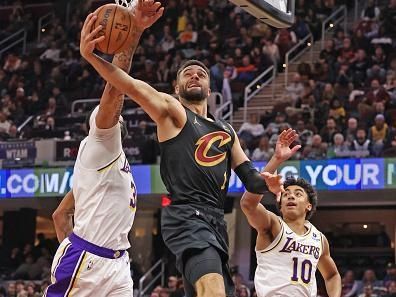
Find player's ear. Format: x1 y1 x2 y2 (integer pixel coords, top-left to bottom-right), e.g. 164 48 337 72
306 203 312 212
175 84 179 95
207 88 211 97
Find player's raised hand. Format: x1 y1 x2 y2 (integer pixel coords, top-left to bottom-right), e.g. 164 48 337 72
132 0 164 30
274 128 301 163
261 172 284 201
80 13 105 59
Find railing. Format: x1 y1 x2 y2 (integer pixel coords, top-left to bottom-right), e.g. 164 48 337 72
321 5 347 49
243 65 276 123
38 12 54 43
284 33 313 87
71 98 100 116
215 100 233 122
211 92 233 122
138 259 165 297
0 29 27 58
17 116 34 133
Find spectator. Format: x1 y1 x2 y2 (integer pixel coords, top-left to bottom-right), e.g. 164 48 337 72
295 119 314 148
262 38 280 65
328 98 346 125
328 133 351 158
344 117 359 145
342 270 359 297
358 285 378 297
383 128 396 156
384 263 396 287
350 128 371 157
39 41 61 62
357 269 385 296
368 114 389 156
361 0 381 21
250 136 274 161
238 113 265 146
320 117 339 144
236 55 257 83
3 53 21 72
284 73 304 104
7 282 17 297
0 111 11 133
302 134 327 159
178 23 198 45
385 281 396 297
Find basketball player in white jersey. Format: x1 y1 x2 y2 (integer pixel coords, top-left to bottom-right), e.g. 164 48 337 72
241 153 341 296
44 2 164 296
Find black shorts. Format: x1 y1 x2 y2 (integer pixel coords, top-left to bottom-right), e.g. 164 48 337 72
183 246 234 297
161 204 235 297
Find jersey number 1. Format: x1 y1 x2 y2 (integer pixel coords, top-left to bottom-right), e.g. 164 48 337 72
291 257 312 284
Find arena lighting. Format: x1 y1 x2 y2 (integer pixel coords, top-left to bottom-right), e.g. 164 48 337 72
307 42 311 47
363 224 368 229
228 0 295 28
329 23 334 28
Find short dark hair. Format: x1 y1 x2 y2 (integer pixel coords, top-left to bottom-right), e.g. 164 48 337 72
176 59 210 81
279 176 318 220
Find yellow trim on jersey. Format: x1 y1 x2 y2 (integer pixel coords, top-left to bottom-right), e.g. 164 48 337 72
97 153 122 172
259 218 285 253
65 251 87 297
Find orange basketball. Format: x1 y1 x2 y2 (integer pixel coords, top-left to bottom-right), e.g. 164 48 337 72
92 3 133 55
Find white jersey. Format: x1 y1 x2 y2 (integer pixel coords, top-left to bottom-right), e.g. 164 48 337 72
72 107 137 250
255 217 324 297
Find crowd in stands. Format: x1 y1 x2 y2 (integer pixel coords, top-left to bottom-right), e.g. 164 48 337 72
0 0 396 295
0 0 335 148
239 0 396 160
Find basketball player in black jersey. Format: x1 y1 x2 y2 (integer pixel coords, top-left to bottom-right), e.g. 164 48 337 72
80 12 301 296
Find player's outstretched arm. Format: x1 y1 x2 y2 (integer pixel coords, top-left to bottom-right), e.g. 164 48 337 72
52 191 75 243
95 0 163 128
240 175 282 236
318 236 342 297
231 128 300 197
80 10 183 125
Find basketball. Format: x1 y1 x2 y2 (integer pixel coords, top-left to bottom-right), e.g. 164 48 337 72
92 3 133 55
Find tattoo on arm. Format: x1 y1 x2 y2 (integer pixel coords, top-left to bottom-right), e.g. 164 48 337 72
107 27 143 123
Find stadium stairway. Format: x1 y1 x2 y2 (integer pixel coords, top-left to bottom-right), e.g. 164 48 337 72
231 41 322 131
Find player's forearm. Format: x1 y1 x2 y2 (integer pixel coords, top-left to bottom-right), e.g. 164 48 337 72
53 212 73 243
112 27 143 74
100 28 144 124
240 191 262 211
87 53 137 99
325 274 342 297
263 156 282 174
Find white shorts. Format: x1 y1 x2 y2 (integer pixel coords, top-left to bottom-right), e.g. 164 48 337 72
44 234 134 297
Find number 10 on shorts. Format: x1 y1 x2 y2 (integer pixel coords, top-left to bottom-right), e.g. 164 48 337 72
291 257 313 284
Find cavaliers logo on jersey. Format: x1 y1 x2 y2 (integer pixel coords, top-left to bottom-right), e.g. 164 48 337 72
195 131 232 167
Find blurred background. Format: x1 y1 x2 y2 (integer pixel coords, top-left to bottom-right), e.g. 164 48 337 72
0 0 395 296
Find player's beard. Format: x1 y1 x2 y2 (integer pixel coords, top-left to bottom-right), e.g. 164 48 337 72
179 85 207 102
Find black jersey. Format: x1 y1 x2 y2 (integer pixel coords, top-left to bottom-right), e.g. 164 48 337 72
159 107 235 209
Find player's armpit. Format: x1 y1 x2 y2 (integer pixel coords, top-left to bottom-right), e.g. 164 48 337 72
318 236 342 297
53 191 75 243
